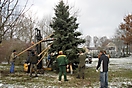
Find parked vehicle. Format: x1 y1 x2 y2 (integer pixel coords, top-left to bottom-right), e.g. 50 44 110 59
85 55 92 64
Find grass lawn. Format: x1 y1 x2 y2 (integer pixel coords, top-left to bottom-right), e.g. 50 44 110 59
0 64 132 87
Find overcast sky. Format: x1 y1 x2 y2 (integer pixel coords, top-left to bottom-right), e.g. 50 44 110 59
27 0 132 39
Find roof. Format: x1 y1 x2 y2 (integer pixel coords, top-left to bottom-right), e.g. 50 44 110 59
88 47 98 50
106 42 116 47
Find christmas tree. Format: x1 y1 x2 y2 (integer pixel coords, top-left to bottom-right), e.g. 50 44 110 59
50 0 85 64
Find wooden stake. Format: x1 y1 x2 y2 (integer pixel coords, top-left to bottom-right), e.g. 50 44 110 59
38 47 49 57
70 64 73 72
38 44 52 57
16 34 53 56
36 50 48 65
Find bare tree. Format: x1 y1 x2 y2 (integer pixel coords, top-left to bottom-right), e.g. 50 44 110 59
38 16 53 38
99 36 108 47
112 34 125 57
14 13 36 43
119 14 132 55
37 16 53 48
0 0 29 43
14 13 53 44
93 36 99 47
85 35 91 47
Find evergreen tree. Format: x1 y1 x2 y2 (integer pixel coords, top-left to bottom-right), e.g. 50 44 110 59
50 0 85 64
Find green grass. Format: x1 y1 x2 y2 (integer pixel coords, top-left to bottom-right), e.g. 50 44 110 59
0 64 132 87
109 68 132 79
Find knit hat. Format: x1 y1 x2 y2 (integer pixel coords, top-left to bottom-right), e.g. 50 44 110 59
13 50 16 52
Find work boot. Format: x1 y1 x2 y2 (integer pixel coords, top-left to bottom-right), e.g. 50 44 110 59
82 76 84 79
35 75 38 77
76 76 80 79
64 79 69 81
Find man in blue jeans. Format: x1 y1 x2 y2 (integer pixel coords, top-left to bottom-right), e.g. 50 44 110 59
10 50 17 73
96 50 109 88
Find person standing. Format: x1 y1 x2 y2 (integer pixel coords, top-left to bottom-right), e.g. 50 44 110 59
29 51 38 77
104 51 110 59
47 53 51 67
56 51 68 82
76 50 86 79
96 50 109 88
10 50 17 73
26 41 36 73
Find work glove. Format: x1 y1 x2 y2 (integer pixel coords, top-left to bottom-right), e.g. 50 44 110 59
14 55 17 58
66 65 69 68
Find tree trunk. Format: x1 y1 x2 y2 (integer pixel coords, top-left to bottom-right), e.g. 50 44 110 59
0 4 2 43
126 43 129 56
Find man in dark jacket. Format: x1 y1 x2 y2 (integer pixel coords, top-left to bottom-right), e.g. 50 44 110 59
29 51 38 77
76 50 86 79
96 50 109 88
56 51 68 82
26 41 36 73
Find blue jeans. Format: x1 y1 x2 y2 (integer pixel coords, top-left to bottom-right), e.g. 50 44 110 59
10 62 14 73
100 72 108 88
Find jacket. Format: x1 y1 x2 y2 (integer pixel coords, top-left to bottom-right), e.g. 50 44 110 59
10 53 16 63
56 55 68 66
96 54 109 72
29 54 38 64
78 53 86 67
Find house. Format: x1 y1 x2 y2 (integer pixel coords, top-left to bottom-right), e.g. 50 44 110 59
87 47 100 58
86 42 118 58
106 42 117 51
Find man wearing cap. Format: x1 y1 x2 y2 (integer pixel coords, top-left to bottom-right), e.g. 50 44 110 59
56 51 68 82
29 50 39 77
10 50 17 73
